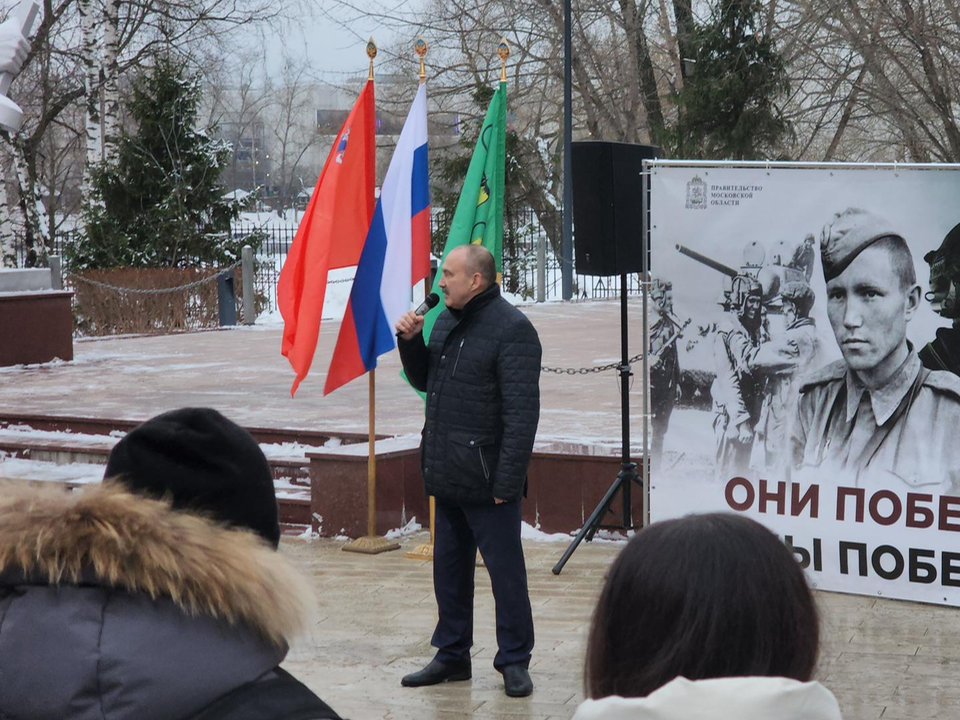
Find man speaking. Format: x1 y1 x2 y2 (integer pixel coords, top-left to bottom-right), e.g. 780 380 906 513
395 244 541 698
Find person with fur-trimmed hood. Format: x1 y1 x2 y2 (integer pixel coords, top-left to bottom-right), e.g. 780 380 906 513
0 407 340 720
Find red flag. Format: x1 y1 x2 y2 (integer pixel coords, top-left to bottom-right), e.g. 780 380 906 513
323 84 430 395
277 80 375 396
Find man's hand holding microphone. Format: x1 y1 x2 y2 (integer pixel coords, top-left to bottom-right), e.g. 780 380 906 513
395 293 439 341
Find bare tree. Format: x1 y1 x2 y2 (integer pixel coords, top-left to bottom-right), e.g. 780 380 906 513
321 0 960 182
13 138 46 265
204 48 272 196
268 53 323 217
771 0 960 162
3 0 289 265
344 0 679 253
0 160 15 267
101 0 120 163
78 0 100 196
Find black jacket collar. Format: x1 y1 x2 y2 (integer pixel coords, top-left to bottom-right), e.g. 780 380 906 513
448 283 501 322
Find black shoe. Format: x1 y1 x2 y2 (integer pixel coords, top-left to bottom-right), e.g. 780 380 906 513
400 657 472 687
502 664 533 697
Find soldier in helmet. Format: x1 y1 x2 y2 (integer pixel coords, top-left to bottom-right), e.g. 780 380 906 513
920 222 960 375
649 278 682 465
711 274 764 480
751 281 820 472
791 208 960 493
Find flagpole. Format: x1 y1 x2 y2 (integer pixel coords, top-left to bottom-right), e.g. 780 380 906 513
368 368 377 535
478 38 511 571
406 36 437 562
344 38 400 556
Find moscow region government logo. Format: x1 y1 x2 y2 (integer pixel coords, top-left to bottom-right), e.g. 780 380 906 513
685 175 707 210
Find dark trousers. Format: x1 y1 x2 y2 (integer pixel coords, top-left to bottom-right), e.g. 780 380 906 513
431 498 534 671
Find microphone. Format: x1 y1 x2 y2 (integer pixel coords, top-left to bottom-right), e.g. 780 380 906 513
396 292 439 337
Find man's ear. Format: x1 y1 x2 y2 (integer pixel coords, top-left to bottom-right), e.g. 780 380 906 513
905 283 922 320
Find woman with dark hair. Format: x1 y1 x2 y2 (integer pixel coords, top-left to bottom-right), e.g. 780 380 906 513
573 513 841 719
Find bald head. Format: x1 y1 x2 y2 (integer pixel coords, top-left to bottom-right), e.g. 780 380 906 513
450 244 497 287
440 245 498 309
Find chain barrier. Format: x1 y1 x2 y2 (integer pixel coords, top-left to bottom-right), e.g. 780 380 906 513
541 351 646 375
67 259 243 295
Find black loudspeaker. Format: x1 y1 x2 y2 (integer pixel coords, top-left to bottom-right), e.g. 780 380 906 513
572 141 659 275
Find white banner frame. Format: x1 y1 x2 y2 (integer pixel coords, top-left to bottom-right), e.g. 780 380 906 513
646 159 960 606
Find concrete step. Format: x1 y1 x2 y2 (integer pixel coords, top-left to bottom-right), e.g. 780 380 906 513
0 457 312 530
0 430 314 482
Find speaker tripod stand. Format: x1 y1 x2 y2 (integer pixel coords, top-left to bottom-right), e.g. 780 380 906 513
552 272 644 575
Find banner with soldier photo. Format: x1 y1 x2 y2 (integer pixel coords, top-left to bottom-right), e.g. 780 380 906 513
647 161 960 606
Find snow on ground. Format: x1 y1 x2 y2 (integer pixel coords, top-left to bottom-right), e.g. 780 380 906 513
0 358 70 374
0 458 105 484
0 426 117 447
0 423 346 462
254 307 284 327
309 434 419 456
258 437 343 459
273 476 311 499
0 456 309 499
237 210 301 228
385 518 423 540
0 350 186 375
297 525 319 540
346 521 631 548
520 521 631 545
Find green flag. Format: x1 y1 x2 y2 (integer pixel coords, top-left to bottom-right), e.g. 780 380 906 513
422 80 507 343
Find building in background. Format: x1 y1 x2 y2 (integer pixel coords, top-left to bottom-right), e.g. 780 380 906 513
207 75 460 216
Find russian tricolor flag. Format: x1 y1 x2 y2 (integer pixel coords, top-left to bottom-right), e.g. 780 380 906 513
324 83 430 395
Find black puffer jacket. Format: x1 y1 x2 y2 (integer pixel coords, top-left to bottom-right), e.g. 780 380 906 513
399 284 542 504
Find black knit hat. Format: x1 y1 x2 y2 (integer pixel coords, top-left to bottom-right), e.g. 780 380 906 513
105 407 281 547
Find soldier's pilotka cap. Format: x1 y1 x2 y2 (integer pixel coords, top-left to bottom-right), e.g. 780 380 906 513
820 207 904 282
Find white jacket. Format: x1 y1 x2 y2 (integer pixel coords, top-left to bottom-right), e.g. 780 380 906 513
572 676 842 720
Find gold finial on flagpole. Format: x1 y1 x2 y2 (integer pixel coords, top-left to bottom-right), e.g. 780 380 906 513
497 38 510 82
415 37 428 82
367 38 377 81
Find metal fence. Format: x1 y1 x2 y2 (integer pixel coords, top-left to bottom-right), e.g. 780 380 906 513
22 208 645 314
229 210 644 312
234 222 298 313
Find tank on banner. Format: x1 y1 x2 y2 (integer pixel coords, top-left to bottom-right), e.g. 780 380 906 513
647 162 960 607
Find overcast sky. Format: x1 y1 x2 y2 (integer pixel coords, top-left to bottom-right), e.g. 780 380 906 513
245 1 423 83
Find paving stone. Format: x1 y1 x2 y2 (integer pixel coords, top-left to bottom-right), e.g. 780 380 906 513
278 535 960 720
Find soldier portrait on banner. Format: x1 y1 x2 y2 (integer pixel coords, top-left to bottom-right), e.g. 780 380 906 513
648 162 960 606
